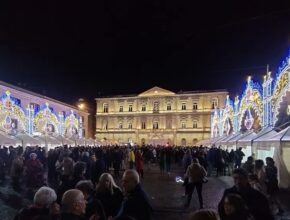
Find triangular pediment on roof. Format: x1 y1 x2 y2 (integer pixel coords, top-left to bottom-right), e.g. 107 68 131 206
138 86 175 97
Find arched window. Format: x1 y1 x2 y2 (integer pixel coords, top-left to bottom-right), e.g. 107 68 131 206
193 120 198 128
212 98 218 109
181 138 186 146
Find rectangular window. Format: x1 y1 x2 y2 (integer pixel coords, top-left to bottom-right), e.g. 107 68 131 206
119 106 123 112
181 122 186 129
129 105 133 112
153 102 159 113
193 103 198 110
141 122 146 129
103 103 108 113
119 123 123 129
182 103 186 110
193 121 198 128
167 104 171 111
142 105 146 111
128 123 132 129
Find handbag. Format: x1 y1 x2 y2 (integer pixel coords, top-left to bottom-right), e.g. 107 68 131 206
202 177 208 183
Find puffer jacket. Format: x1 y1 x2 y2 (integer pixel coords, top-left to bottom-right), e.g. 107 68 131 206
185 162 207 183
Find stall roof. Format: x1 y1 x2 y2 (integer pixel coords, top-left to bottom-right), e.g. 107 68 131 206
252 127 278 147
0 131 19 146
267 126 290 142
15 132 44 146
226 131 252 146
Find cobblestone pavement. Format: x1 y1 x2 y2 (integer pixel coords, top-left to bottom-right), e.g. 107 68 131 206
0 163 289 220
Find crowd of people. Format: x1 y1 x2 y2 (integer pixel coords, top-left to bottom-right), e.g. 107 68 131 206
0 144 285 220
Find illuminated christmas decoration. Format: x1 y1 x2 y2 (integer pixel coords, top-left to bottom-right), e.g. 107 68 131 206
272 51 290 126
0 90 26 133
220 95 234 135
211 107 220 137
33 102 59 134
63 110 79 138
238 76 263 131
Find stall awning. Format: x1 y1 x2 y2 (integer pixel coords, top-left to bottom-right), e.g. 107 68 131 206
0 131 20 146
252 127 278 148
15 132 44 146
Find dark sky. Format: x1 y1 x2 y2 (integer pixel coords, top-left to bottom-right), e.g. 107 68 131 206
1 1 290 108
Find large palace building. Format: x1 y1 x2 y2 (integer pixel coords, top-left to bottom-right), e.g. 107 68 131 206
95 87 228 146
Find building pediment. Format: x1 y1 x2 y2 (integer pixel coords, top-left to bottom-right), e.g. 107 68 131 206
138 86 175 97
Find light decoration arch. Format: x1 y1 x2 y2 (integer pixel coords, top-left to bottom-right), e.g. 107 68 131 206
272 53 290 126
63 110 79 138
238 77 263 131
211 108 220 137
0 91 26 133
33 102 59 134
221 95 234 135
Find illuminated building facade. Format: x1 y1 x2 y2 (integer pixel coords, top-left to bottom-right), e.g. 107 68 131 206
95 87 228 146
0 81 91 142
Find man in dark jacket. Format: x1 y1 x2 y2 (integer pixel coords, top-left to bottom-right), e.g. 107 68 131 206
115 169 152 220
218 168 274 220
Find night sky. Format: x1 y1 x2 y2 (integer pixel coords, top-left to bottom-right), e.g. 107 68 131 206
1 1 290 108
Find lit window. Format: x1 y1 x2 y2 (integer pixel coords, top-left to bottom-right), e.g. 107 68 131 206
193 103 198 110
193 120 198 128
141 122 146 129
119 106 123 112
167 103 171 111
142 105 146 111
129 104 133 112
103 103 108 113
153 102 159 112
153 121 159 129
212 98 218 109
182 103 186 110
181 121 186 129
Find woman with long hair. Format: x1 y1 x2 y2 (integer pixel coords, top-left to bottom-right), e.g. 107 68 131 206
223 193 254 220
95 173 123 218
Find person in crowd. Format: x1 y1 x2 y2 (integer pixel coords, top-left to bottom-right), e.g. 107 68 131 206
128 148 135 169
135 149 144 178
112 147 122 179
184 157 207 209
94 152 106 185
218 168 274 220
14 186 59 220
189 209 219 220
182 149 192 173
242 156 254 174
222 193 254 220
95 173 123 218
235 148 245 168
265 157 284 215
25 152 44 190
10 152 24 191
114 169 152 220
228 149 236 175
75 180 106 220
254 159 267 195
248 174 264 194
60 189 87 220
